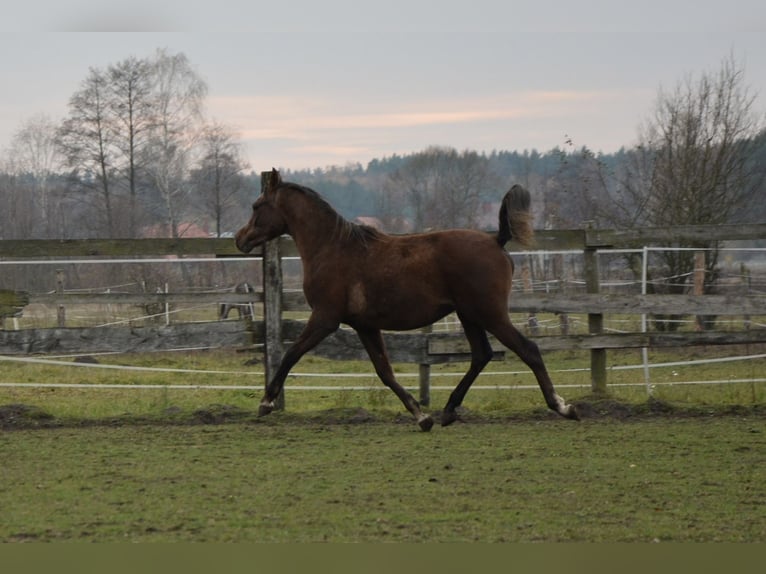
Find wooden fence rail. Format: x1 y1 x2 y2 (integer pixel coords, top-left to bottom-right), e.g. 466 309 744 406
2 218 766 405
9 291 766 317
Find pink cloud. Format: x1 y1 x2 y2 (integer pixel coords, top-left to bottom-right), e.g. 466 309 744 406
209 90 615 137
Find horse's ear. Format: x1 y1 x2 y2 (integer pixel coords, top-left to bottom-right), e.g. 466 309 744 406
270 168 282 188
263 168 281 198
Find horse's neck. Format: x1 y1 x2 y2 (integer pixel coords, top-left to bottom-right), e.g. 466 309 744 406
283 200 345 263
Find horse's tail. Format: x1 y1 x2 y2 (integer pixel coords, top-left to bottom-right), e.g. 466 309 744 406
496 184 533 248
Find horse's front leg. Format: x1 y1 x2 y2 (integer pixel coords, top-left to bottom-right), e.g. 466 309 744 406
259 317 338 416
355 326 434 432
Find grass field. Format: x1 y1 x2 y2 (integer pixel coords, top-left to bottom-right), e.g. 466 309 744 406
1 414 763 542
1 345 765 418
1 347 764 542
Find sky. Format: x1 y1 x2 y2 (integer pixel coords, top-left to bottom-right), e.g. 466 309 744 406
1 0 765 172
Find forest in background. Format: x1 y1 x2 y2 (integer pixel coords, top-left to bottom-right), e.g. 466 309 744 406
4 138 766 241
2 49 765 240
1 50 765 308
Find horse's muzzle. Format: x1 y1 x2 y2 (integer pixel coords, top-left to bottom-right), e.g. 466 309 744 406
234 229 257 253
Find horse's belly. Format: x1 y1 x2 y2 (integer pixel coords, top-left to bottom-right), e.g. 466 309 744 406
345 281 453 331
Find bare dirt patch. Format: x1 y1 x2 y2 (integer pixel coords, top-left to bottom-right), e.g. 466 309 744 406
0 403 54 429
1 397 763 431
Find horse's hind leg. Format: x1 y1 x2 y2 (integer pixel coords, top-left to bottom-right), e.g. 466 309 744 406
441 319 494 426
355 326 434 432
488 320 579 420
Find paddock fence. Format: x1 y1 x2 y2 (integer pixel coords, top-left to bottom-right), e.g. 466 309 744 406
0 169 766 404
2 219 766 406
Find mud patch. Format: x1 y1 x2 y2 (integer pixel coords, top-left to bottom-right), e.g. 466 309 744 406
572 396 637 419
0 403 54 429
192 404 250 424
1 399 763 431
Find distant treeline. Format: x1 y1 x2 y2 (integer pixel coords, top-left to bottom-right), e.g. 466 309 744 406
3 139 766 243
279 137 766 231
2 50 764 242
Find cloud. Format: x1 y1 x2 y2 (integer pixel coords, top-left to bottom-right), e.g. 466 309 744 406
208 89 633 169
209 90 613 139
41 2 189 31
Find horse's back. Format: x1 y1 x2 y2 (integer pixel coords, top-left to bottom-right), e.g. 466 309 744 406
373 229 512 298
312 228 514 331
414 229 511 275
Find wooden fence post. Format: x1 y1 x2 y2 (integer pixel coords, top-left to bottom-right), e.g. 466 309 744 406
56 269 66 328
521 257 539 335
584 247 606 393
554 253 570 335
262 171 285 411
693 250 706 331
742 263 751 330
0 289 28 331
419 324 432 406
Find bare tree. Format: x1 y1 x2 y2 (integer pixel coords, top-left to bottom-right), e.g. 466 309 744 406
631 56 762 229
107 56 155 237
610 56 763 329
191 121 250 237
0 163 36 240
6 113 64 237
58 67 120 237
540 141 618 229
144 49 207 238
383 146 497 231
57 50 209 238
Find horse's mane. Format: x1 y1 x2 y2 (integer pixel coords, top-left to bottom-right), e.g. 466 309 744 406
277 182 383 245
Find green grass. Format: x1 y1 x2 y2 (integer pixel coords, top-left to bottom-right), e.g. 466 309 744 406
1 416 763 542
6 302 764 421
1 344 764 542
1 345 764 421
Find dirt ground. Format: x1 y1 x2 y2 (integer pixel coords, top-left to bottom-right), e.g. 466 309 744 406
2 396 763 431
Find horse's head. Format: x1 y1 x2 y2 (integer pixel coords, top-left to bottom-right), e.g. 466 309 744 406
235 169 289 253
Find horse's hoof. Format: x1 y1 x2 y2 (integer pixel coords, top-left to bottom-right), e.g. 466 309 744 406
417 414 434 432
565 404 581 421
258 402 274 417
553 394 580 421
440 410 460 427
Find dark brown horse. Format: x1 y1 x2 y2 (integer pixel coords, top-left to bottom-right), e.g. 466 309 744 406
235 169 579 431
218 282 255 321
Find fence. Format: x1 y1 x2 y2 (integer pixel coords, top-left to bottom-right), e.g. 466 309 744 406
2 220 766 405
0 234 766 402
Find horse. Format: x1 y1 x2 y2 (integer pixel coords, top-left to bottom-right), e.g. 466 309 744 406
235 169 579 431
219 282 256 321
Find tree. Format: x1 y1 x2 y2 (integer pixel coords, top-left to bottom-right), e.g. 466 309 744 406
107 56 155 237
56 49 208 239
0 164 36 240
611 56 763 329
633 56 761 228
144 49 208 238
5 113 64 237
191 121 250 237
382 146 498 232
541 142 616 229
58 67 120 237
